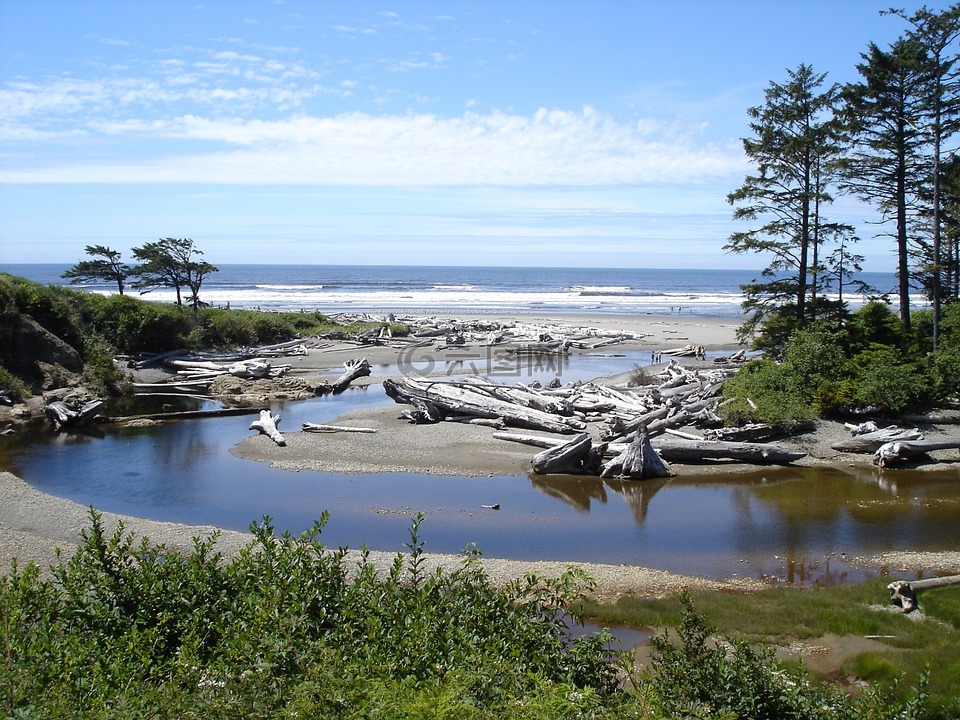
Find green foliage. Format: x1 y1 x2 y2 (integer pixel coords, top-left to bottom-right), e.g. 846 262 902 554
848 302 906 354
636 593 935 720
0 511 627 718
726 303 939 424
719 359 816 428
0 366 29 402
848 346 933 413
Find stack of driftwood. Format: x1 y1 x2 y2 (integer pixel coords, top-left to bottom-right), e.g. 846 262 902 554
128 340 311 395
326 314 643 353
384 358 806 480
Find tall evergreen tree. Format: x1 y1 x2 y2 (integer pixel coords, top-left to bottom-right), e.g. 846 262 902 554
888 4 960 348
839 39 928 332
725 64 844 336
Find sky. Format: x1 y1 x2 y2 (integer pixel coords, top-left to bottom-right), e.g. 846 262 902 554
0 0 952 271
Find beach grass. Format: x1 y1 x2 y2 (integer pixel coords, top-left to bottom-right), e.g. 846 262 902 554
584 580 960 708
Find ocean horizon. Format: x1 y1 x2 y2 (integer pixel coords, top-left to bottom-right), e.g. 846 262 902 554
1 263 903 318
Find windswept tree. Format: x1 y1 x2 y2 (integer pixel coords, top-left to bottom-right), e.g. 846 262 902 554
61 245 131 295
725 64 848 339
132 238 218 310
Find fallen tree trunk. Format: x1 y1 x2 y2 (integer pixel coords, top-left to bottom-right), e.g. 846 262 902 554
329 358 372 394
888 574 960 612
302 422 377 433
832 427 923 453
383 377 584 434
873 438 960 467
601 426 672 479
102 407 260 423
638 437 805 465
45 400 104 431
249 410 285 446
532 433 603 475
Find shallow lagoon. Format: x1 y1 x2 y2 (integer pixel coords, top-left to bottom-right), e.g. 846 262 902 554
2 355 958 587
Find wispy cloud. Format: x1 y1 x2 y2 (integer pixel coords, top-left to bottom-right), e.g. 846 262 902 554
0 106 747 186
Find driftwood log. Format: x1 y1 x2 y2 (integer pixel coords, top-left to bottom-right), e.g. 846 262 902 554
873 438 960 467
45 400 104 431
647 438 805 464
329 358 372 394
249 409 285 446
601 426 672 479
532 433 605 475
888 574 960 613
831 426 923 453
301 422 377 434
383 376 584 434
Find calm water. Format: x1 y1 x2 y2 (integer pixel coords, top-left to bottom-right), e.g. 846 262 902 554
2 375 958 586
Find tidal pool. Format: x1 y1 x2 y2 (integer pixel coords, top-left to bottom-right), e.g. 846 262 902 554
2 364 958 586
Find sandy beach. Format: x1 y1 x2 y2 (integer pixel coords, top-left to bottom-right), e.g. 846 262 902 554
2 311 959 600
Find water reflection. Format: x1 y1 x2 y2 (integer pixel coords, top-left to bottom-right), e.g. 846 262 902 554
2 368 958 587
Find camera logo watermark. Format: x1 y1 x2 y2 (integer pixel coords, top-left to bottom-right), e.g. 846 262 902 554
397 345 566 378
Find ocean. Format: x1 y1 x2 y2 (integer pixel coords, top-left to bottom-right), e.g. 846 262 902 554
0 263 898 318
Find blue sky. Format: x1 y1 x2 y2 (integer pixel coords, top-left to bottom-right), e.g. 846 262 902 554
0 1 949 270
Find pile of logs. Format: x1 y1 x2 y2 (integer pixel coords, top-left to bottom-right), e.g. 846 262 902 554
129 341 311 395
384 359 807 479
326 314 643 353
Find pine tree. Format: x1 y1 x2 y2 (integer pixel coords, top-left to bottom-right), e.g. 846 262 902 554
839 39 928 333
725 64 844 336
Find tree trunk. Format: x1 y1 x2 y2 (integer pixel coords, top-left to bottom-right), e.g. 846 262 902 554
329 358 372 394
532 433 603 475
873 438 960 467
888 574 960 613
301 422 377 433
831 427 923 453
249 409 285 446
642 438 805 465
601 426 673 479
44 400 104 431
383 377 584 434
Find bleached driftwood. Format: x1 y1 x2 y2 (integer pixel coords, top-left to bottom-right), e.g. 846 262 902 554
888 574 960 613
329 358 372 394
601 426 672 479
45 399 104 431
383 376 584 434
249 410 285 446
650 438 805 464
301 422 377 434
873 438 960 467
831 426 923 453
532 433 604 475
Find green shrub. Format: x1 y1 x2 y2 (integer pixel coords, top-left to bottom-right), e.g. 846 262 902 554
641 593 932 720
720 359 816 428
849 347 933 414
0 511 626 718
0 365 30 402
848 301 906 354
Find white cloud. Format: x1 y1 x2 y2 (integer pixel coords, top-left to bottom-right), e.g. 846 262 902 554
0 107 748 186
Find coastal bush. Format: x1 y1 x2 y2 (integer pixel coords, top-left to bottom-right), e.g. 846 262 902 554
2 512 951 717
719 358 816 428
642 594 934 720
0 511 630 718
